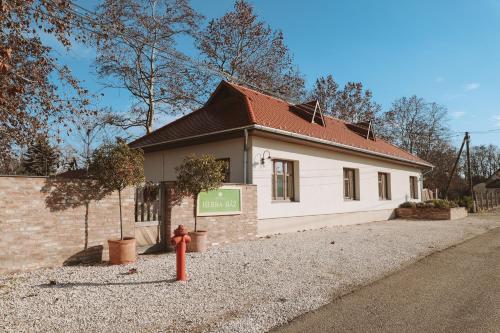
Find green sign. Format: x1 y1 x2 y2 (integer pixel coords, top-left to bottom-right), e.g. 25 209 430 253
197 187 242 216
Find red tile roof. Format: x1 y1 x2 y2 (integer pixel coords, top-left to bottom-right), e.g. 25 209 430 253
129 95 251 147
130 81 432 167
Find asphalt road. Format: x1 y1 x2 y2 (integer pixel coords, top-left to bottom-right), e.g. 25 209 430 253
273 226 500 333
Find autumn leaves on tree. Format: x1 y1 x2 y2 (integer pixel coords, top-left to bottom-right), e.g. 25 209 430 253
196 0 305 102
0 1 93 172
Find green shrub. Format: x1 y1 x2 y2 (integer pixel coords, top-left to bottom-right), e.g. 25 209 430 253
399 201 416 208
399 200 460 209
455 196 474 212
89 141 144 240
434 199 449 209
175 154 226 232
421 199 458 209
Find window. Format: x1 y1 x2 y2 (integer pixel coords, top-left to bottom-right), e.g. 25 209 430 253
273 160 294 200
378 172 390 200
216 158 230 183
343 168 357 200
410 176 419 199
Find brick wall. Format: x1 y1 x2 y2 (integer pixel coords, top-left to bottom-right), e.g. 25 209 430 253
0 176 134 274
395 207 468 220
164 183 257 248
0 178 258 274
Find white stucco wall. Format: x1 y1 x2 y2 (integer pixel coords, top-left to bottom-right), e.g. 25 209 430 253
251 136 423 220
142 134 424 234
143 138 244 183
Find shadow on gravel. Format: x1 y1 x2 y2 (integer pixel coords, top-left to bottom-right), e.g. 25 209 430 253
38 278 177 288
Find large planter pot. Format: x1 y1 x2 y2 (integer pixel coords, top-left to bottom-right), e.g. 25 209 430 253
108 237 136 265
187 230 208 252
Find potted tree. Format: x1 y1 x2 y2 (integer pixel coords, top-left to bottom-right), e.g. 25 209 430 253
175 154 226 252
89 140 144 264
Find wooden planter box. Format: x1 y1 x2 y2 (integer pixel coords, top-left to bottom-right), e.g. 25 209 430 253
395 207 468 220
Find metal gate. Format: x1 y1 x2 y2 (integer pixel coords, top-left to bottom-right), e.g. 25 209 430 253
134 182 168 254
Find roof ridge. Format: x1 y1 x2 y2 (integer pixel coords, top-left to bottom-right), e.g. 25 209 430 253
227 82 362 126
242 95 257 124
226 81 293 106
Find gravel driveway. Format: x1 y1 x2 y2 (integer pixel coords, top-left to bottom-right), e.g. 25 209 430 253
1 211 499 333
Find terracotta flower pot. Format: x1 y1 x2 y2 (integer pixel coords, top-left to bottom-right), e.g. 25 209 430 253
187 230 208 252
108 237 136 265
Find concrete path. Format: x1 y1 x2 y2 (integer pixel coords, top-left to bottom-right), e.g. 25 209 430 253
272 226 500 333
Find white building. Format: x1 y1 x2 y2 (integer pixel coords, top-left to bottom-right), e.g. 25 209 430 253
130 81 433 235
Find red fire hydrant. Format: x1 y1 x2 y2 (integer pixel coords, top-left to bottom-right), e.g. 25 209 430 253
171 225 191 281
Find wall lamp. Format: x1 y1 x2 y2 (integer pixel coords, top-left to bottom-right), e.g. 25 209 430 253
260 150 271 165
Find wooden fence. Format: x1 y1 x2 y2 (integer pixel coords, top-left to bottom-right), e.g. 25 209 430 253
474 190 500 211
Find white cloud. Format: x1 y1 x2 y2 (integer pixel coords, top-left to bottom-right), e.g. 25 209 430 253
494 115 500 127
435 76 445 83
465 82 480 91
451 111 466 118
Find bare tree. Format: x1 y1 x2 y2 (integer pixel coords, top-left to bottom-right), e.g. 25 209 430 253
334 82 381 123
469 144 500 183
309 75 381 123
70 108 130 169
92 0 201 134
425 142 466 198
417 102 449 158
308 75 338 115
380 96 448 156
196 0 305 102
380 95 455 195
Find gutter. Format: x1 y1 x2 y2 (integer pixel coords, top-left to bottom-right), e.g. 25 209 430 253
133 124 433 169
252 125 434 169
131 125 254 149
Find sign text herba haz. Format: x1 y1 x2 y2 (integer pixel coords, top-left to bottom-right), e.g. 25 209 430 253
197 188 242 216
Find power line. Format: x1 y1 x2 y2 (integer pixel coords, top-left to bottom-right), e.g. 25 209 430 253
469 129 500 134
42 0 500 139
45 0 300 104
442 128 500 140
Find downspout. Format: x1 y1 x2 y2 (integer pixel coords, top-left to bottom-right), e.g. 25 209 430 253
243 129 248 184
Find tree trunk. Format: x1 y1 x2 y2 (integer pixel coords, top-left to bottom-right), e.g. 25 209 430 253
84 202 89 250
193 194 198 232
146 34 156 134
146 101 154 134
118 188 123 240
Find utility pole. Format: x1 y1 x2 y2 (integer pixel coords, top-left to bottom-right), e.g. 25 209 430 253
465 132 477 212
444 131 477 213
445 135 466 199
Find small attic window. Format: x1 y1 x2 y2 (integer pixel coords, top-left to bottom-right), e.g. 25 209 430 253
290 101 326 126
346 120 376 140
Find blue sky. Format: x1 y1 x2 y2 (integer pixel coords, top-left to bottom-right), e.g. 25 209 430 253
51 0 500 146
